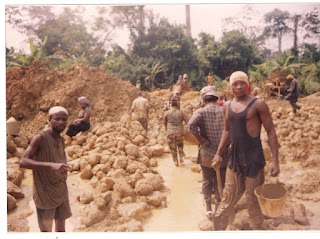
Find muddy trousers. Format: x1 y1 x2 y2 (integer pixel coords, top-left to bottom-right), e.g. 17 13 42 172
167 133 185 164
214 167 264 229
138 118 148 131
66 122 90 137
201 165 226 212
289 96 300 113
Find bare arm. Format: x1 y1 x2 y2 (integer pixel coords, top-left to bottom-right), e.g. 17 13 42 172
75 110 90 124
182 112 189 125
20 134 69 175
163 113 168 130
212 102 231 168
256 100 280 177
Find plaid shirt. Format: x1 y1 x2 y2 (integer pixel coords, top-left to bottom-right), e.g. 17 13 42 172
188 103 231 168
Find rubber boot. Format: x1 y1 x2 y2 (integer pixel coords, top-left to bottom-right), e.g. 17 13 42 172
65 136 72 145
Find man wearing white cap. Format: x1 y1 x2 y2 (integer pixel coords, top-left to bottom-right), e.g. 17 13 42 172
211 71 280 230
20 106 72 232
188 89 231 219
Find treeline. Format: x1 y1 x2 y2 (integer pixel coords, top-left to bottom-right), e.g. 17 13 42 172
5 5 320 94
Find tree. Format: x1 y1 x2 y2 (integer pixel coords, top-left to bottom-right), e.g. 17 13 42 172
111 6 151 44
222 5 263 41
263 8 290 57
6 47 20 68
216 30 262 79
197 32 220 79
92 6 119 50
103 45 143 87
300 43 320 63
289 8 320 57
19 36 48 66
35 7 105 66
6 6 55 44
134 18 198 79
142 61 167 90
302 8 320 40
290 14 302 57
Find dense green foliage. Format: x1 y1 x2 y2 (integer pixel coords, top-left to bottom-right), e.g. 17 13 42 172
5 5 320 95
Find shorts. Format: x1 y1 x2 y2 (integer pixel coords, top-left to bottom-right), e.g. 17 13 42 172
36 198 72 232
138 118 148 131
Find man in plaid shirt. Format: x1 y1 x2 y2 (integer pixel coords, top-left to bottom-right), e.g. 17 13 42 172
188 89 231 219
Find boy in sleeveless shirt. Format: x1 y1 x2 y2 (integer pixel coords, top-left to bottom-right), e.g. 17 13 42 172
212 71 280 230
20 106 72 232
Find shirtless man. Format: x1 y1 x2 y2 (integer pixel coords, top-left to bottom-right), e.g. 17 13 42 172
212 71 280 230
131 92 149 131
20 106 72 232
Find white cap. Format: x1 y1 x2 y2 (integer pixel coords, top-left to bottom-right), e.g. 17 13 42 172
48 106 68 116
229 71 249 86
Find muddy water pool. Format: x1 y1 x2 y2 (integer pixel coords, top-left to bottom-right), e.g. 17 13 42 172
143 145 206 231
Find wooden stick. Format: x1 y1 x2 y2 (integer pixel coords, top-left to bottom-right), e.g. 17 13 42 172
216 167 223 198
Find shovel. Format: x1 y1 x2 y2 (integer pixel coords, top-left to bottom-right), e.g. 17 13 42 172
216 166 223 199
212 161 228 230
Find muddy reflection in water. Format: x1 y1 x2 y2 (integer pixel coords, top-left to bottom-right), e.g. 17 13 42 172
143 144 206 232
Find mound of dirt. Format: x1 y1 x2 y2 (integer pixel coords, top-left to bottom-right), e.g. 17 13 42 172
6 61 144 139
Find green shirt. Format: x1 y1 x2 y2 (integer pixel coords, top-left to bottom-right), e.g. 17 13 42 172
165 109 186 136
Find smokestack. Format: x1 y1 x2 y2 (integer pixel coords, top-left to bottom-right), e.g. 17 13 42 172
185 5 191 37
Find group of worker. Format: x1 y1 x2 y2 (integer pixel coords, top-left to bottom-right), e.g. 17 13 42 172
161 71 280 230
20 69 305 232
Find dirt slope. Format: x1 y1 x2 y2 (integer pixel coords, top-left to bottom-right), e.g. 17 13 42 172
6 61 145 138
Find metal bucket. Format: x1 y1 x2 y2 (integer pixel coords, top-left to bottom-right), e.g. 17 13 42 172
254 183 287 218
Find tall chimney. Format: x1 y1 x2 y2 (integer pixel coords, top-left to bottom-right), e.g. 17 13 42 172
185 5 191 37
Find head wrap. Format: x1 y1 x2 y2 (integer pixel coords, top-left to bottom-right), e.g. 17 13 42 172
78 96 90 108
286 75 294 80
229 71 249 86
78 96 88 104
49 106 68 116
183 73 188 79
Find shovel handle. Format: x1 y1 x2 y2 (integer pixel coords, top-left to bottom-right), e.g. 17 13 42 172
216 167 223 198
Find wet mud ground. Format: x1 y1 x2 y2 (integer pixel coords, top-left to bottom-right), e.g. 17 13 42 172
7 144 320 232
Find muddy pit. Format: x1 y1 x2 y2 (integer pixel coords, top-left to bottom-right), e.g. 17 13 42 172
6 63 320 232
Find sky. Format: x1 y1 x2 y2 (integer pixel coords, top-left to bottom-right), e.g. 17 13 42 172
4 1 320 53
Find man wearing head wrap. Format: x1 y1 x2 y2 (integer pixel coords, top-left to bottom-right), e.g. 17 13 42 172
20 106 72 232
65 96 91 145
188 89 230 219
211 71 280 230
131 92 149 131
285 75 300 113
